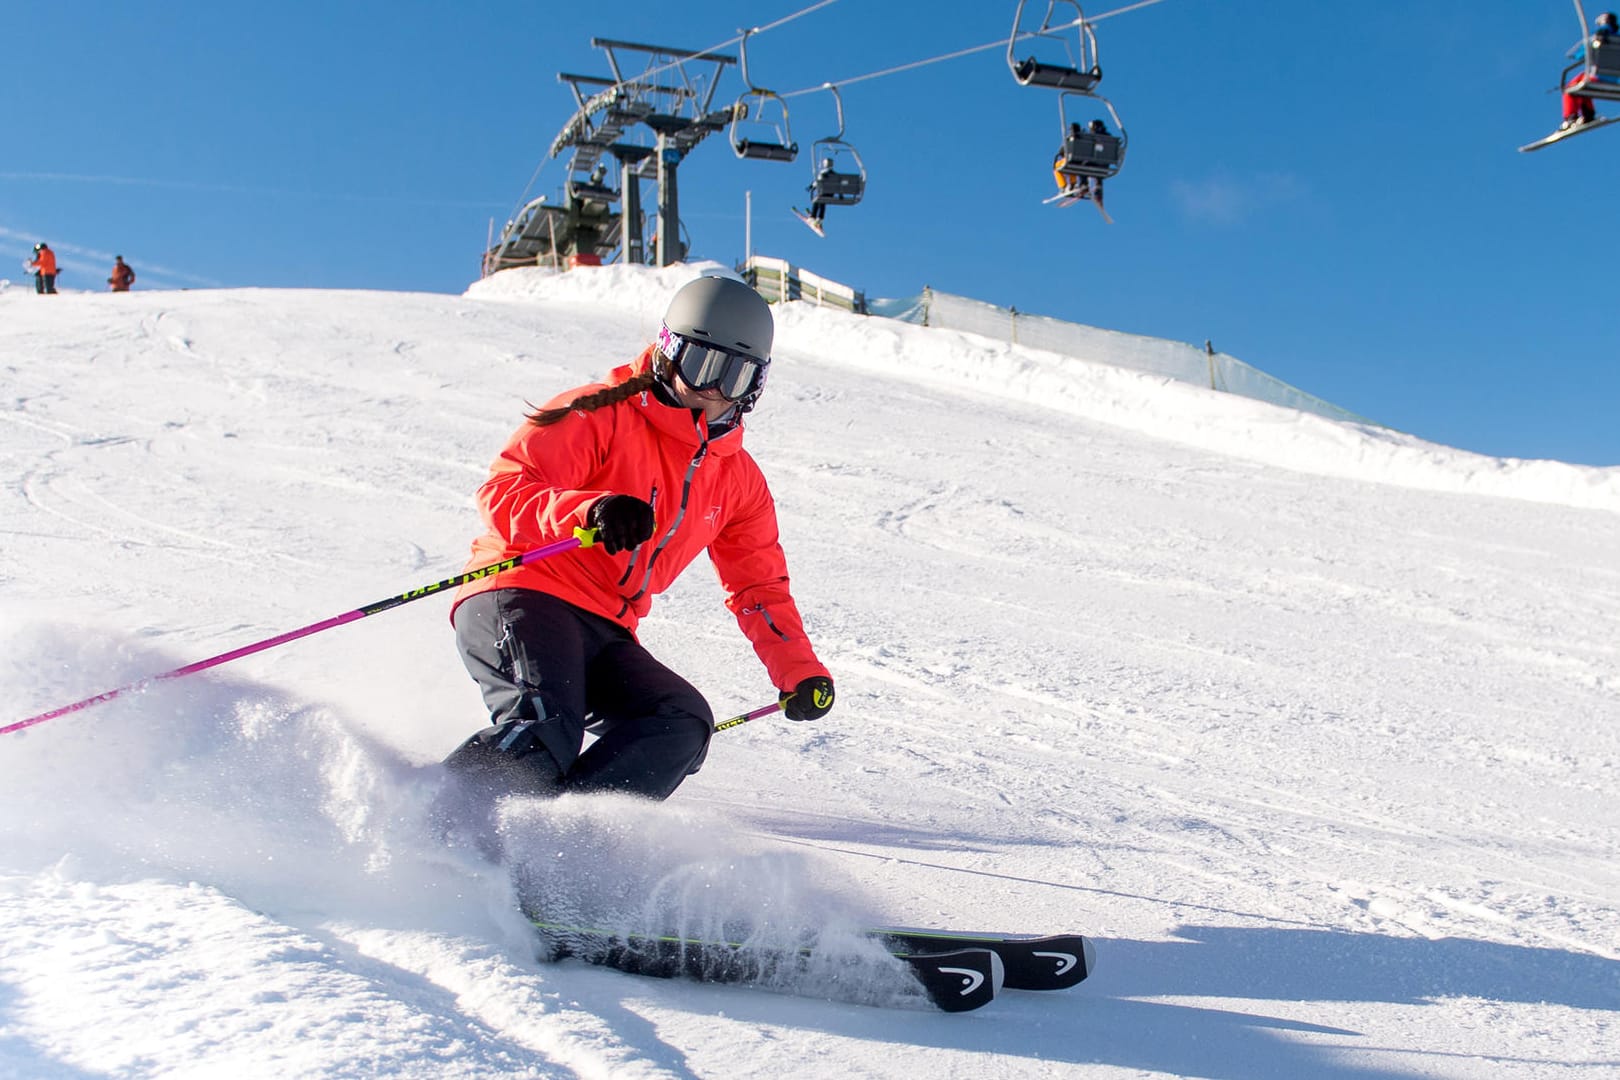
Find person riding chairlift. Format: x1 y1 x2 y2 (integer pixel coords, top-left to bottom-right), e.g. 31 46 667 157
793 159 836 237
1052 119 1110 202
808 158 835 227
1560 10 1618 130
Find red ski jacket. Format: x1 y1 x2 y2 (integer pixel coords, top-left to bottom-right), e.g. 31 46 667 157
452 346 828 693
29 248 56 275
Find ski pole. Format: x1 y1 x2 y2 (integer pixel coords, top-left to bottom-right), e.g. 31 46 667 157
716 679 832 731
2 528 597 738
715 701 785 732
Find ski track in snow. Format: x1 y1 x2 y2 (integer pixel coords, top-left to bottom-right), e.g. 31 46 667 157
1 265 1618 1079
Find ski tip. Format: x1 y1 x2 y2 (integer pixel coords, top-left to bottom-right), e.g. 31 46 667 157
1082 936 1098 979
908 947 1003 1013
1519 115 1620 151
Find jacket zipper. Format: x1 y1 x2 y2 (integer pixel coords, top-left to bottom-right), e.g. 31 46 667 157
617 421 709 615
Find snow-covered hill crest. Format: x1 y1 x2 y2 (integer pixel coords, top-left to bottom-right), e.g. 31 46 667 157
474 264 1620 513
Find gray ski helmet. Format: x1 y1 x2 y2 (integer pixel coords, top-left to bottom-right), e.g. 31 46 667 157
657 275 775 412
1601 11 1618 28
662 275 774 361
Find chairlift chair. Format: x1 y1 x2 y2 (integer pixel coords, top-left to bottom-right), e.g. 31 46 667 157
1054 93 1126 180
810 154 866 206
729 30 799 162
565 162 619 206
1561 27 1620 101
808 84 866 207
1008 0 1102 93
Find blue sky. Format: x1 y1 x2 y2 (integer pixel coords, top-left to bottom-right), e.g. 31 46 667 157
5 1 1617 466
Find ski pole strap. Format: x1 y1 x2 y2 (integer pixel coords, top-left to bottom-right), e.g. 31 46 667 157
714 701 783 732
3 529 597 737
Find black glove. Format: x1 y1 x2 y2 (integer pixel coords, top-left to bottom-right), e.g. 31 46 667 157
781 675 835 721
588 494 655 554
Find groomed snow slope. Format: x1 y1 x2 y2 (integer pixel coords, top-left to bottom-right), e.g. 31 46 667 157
1 264 1616 1079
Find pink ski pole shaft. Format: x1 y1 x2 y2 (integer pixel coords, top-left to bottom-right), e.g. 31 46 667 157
714 701 784 732
2 530 594 737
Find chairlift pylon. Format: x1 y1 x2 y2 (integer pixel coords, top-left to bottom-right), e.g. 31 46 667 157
1008 0 1102 93
730 30 799 162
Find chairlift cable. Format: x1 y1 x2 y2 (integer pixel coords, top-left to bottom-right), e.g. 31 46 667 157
780 0 1176 99
505 158 555 227
631 0 841 89
1088 0 1176 24
784 38 1005 97
748 0 841 38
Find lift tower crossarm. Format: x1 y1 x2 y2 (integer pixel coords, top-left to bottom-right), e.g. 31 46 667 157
558 73 693 98
488 35 743 273
589 37 736 114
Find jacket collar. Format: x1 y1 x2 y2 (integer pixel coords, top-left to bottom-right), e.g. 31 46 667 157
613 345 747 458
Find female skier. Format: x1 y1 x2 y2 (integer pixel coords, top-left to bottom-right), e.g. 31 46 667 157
442 274 835 822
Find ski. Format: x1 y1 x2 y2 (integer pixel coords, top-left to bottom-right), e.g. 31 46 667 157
898 948 1002 1012
791 207 826 236
867 928 1095 991
532 920 1002 1012
1518 114 1620 152
1041 189 1113 223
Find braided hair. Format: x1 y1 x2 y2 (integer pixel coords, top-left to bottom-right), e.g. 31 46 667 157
525 369 660 427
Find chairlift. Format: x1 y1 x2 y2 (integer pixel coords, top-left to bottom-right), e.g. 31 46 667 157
1560 1 1620 102
808 84 866 208
1008 0 1102 93
565 160 618 206
730 30 799 162
1053 93 1126 181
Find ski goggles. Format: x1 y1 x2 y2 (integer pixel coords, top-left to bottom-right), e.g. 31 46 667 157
657 324 769 401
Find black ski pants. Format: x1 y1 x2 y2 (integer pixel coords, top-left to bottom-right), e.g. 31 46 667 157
449 588 713 800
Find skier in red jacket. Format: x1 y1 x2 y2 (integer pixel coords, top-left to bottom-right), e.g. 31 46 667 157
26 243 57 294
107 255 135 292
441 275 834 832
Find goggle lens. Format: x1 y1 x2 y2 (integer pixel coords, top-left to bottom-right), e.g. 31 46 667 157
658 325 768 401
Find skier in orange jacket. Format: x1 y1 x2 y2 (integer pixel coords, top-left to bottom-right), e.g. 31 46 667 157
108 255 135 292
26 243 57 294
441 276 834 832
